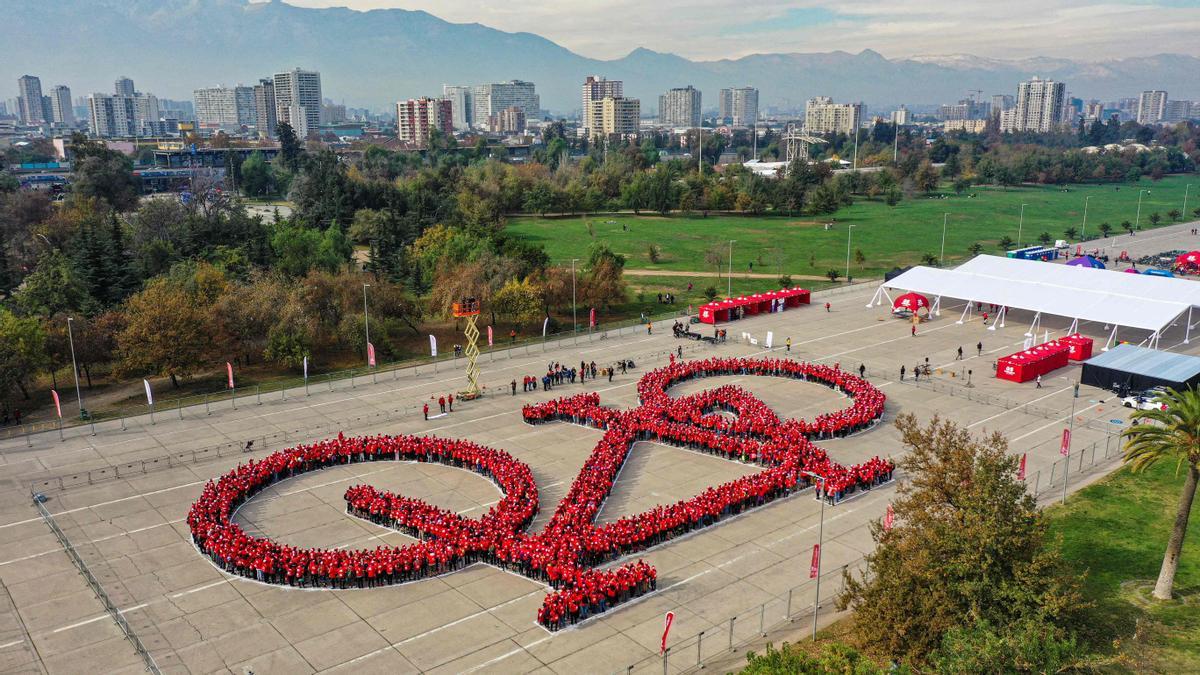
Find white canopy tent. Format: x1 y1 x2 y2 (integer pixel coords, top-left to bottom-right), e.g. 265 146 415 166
870 255 1200 349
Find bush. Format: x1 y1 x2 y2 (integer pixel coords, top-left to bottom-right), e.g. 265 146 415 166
826 268 841 282
703 286 718 301
647 244 661 263
928 619 1081 674
778 274 793 288
741 641 899 675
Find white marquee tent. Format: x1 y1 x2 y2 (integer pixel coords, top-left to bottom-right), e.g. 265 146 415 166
871 255 1200 349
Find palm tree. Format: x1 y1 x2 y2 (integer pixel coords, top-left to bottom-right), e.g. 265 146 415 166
1122 387 1200 600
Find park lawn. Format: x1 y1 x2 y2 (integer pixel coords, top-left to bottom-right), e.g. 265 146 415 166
1047 460 1200 671
506 174 1199 279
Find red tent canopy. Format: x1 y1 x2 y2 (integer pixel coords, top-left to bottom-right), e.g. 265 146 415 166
1176 251 1200 267
892 292 930 312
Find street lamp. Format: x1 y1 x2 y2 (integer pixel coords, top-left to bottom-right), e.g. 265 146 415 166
727 240 736 298
844 224 856 282
571 258 579 342
1184 184 1193 223
939 213 949 266
1135 189 1150 230
800 470 827 641
362 284 371 365
1081 195 1091 241
1017 203 1028 248
66 317 83 417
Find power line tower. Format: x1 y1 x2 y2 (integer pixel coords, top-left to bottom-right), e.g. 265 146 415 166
782 123 825 170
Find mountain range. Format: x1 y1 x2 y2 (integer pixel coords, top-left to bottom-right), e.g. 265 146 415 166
5 0 1200 114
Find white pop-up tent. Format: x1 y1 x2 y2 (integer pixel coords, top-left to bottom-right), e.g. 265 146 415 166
870 255 1200 349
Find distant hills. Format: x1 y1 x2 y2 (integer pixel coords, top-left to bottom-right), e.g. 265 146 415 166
5 0 1200 114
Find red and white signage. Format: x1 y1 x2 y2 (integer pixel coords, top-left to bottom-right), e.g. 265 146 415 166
809 543 821 579
226 362 235 389
1018 453 1027 480
1060 428 1071 456
51 390 62 419
883 504 894 531
487 325 493 346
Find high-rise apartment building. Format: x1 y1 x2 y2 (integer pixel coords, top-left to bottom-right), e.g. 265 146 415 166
443 85 473 129
658 86 701 127
718 87 759 126
804 96 863 135
1164 99 1196 124
254 78 277 137
114 76 135 97
939 99 989 121
493 106 526 134
194 86 257 129
1003 77 1067 133
16 75 45 124
891 106 910 125
1137 90 1168 125
49 85 74 126
991 94 1015 113
396 97 453 148
581 75 622 133
471 80 538 128
88 93 136 137
589 97 640 140
273 68 322 138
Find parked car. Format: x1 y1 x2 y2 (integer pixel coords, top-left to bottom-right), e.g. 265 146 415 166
1122 388 1169 410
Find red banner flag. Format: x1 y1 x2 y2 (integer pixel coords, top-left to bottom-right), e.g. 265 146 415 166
883 504 894 531
487 325 493 346
226 362 235 389
1017 453 1027 480
660 611 675 654
1060 428 1071 456
367 342 376 367
589 307 596 328
809 543 821 578
51 390 62 419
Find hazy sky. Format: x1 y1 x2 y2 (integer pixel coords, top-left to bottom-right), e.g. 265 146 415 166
276 0 1200 61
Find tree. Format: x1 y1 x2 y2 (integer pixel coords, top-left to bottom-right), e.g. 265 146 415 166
492 278 544 325
999 235 1015 250
1099 222 1113 237
928 619 1080 674
1149 211 1162 227
239 151 274 197
67 133 139 211
838 414 1083 665
778 275 792 288
1038 232 1052 245
703 286 718 301
920 252 939 266
16 249 89 317
116 279 210 388
523 182 556 216
1063 226 1078 240
825 268 840 282
1168 209 1182 222
854 248 866 268
952 177 971 195
271 223 349 277
1122 220 1134 235
1121 387 1200 600
276 122 303 172
581 242 627 311
741 641 898 675
0 307 48 400
968 242 984 256
914 160 940 193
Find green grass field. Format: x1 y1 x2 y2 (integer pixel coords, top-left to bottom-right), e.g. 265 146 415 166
507 175 1200 279
1048 461 1200 671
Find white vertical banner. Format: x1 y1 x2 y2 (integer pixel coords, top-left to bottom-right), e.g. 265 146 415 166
303 356 308 379
487 325 493 346
143 379 154 406
429 335 438 356
367 342 376 367
542 317 549 336
765 331 774 349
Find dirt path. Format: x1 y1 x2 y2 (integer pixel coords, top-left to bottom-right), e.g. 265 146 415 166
623 269 831 281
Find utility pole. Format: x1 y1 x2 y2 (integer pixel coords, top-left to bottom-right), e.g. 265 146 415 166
1017 203 1028 247
1135 189 1149 230
940 213 949 266
571 258 579 341
727 240 736 298
362 284 371 363
1184 184 1192 222
800 470 827 641
1081 195 1091 241
67 317 83 417
845 225 855 281
1063 382 1079 504
892 122 899 165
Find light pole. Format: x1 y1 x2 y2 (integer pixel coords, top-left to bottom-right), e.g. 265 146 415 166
571 258 579 341
1184 184 1193 222
697 125 703 179
852 122 860 171
1017 203 1028 247
1081 195 1091 241
362 284 371 364
66 317 83 417
727 240 736 298
939 213 949 266
1063 382 1079 504
800 470 827 641
892 122 899 165
1135 189 1149 230
844 224 855 281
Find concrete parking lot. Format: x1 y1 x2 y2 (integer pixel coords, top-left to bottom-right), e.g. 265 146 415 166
2 222 1197 674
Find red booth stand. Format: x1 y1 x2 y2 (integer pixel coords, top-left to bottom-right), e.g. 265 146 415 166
1060 334 1094 361
996 342 1071 383
698 287 810 324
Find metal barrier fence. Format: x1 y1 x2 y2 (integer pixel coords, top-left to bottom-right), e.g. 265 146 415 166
32 496 161 674
28 339 719 494
5 280 878 447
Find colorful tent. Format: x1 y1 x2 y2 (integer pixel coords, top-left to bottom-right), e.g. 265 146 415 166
1176 251 1200 268
1066 255 1105 269
1123 268 1141 274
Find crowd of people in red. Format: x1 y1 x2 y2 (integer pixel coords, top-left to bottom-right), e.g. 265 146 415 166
188 357 891 632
